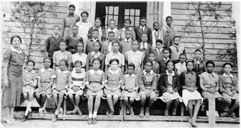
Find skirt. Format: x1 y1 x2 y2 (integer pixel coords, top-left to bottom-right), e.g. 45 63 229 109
202 91 222 99
68 86 84 96
122 90 140 101
22 85 35 94
52 88 67 95
182 89 203 106
2 65 23 107
159 92 181 102
139 89 158 98
222 93 239 100
86 89 103 97
104 88 121 97
35 83 52 98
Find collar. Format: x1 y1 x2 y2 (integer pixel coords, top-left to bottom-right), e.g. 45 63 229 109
107 28 118 32
91 38 99 42
143 70 153 75
156 48 163 53
11 46 22 54
223 73 233 78
166 70 175 76
140 25 145 29
207 72 215 77
93 26 102 31
109 69 119 74
173 44 180 48
125 74 135 77
24 70 35 74
90 51 101 57
194 58 203 63
122 27 132 31
40 68 52 72
165 24 174 29
163 57 170 62
57 69 69 73
90 69 102 75
124 38 132 42
68 13 74 17
53 34 58 38
186 71 194 75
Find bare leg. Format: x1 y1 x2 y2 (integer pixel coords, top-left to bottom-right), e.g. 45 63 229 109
40 94 47 108
148 93 156 108
140 93 146 108
94 95 101 114
113 95 119 106
4 107 11 123
165 101 172 116
106 94 114 111
188 100 194 118
172 98 180 115
53 93 58 106
10 107 15 123
230 100 239 112
56 93 64 115
75 94 80 108
193 100 201 119
88 95 94 117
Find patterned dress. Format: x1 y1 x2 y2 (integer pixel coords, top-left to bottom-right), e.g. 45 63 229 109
125 50 144 74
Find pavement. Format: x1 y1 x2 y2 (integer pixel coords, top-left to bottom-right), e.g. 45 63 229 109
1 120 240 128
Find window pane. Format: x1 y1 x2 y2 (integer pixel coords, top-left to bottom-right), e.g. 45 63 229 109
125 9 129 15
130 9 135 15
135 17 139 26
106 6 108 13
109 6 113 14
136 9 140 16
130 16 134 26
125 15 129 19
114 16 118 25
114 7 118 15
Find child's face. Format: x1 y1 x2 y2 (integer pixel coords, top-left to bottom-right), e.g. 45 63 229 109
131 41 139 50
72 26 78 35
125 31 131 39
166 18 172 26
92 31 99 39
112 43 119 52
223 65 232 74
163 50 170 58
179 55 186 63
174 37 180 45
110 61 118 70
43 59 51 68
207 63 214 73
81 14 88 22
27 62 34 71
95 19 101 27
156 42 163 49
145 62 152 72
12 37 21 49
75 63 82 72
59 61 66 71
53 27 60 35
109 20 116 29
140 19 146 26
108 33 115 41
141 34 148 42
127 66 134 74
195 51 202 60
93 60 100 70
93 42 100 51
68 7 75 15
77 43 84 52
187 62 194 71
167 62 174 71
149 54 155 62
124 21 130 28
153 23 159 30
59 42 67 51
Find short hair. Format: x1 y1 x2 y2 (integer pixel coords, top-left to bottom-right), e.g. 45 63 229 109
72 25 79 29
166 16 173 20
59 41 67 45
145 60 153 66
77 42 84 47
131 40 139 44
140 17 146 20
108 31 115 36
153 22 159 26
43 57 51 63
109 19 116 23
27 59 35 66
93 41 101 46
74 60 82 67
124 19 131 24
166 60 174 67
141 33 148 36
156 39 163 45
125 29 131 33
149 52 155 56
81 11 89 17
95 17 101 21
206 60 215 68
92 28 99 33
59 59 68 67
109 58 119 65
112 41 120 46
69 4 75 9
93 58 101 64
163 47 172 54
173 36 181 41
195 49 202 53
223 62 233 68
128 63 135 70
53 25 61 29
10 35 22 44
186 60 194 67
179 53 186 57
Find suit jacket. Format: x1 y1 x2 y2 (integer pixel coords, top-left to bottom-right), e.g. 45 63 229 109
45 34 64 58
134 26 152 44
158 71 180 95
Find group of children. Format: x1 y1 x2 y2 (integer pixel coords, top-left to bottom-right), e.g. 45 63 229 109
20 4 239 127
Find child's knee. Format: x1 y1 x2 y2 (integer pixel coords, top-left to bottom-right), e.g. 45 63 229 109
113 95 118 99
225 98 232 104
106 94 112 99
123 97 128 102
75 94 80 99
68 94 73 99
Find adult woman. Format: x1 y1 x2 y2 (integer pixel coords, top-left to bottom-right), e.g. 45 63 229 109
2 35 26 124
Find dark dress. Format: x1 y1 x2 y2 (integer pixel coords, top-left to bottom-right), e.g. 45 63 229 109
2 47 26 107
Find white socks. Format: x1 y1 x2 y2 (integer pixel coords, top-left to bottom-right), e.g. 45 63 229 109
93 111 97 118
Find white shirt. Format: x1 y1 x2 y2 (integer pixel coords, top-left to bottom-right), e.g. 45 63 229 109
140 42 148 50
72 52 87 67
175 62 187 75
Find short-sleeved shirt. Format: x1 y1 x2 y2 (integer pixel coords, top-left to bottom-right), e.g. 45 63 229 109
185 71 197 88
125 50 144 69
37 68 56 83
175 62 187 75
76 21 92 43
53 50 72 65
23 70 37 86
3 46 26 67
105 52 125 67
142 70 157 88
72 52 87 67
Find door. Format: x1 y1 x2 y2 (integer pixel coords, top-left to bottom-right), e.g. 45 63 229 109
95 2 147 29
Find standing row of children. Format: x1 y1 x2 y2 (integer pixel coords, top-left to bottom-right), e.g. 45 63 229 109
20 4 239 127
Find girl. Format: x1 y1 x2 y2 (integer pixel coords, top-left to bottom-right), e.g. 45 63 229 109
125 40 144 74
104 59 123 116
2 35 26 124
76 11 92 44
219 63 239 118
22 60 37 121
180 60 203 127
67 60 85 115
72 42 87 70
53 41 72 70
36 57 55 117
52 59 72 121
86 41 105 71
122 63 140 115
85 58 105 125
158 60 181 116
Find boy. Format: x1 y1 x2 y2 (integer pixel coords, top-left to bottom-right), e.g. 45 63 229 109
160 16 177 48
152 39 164 63
85 29 101 54
148 52 160 74
106 19 119 39
118 19 136 41
88 17 106 41
139 33 153 63
134 17 152 44
139 61 157 117
175 53 187 75
65 25 83 54
193 49 205 75
119 29 133 55
101 31 116 56
45 25 64 68
152 22 162 49
169 36 185 64
159 48 171 74
61 4 80 40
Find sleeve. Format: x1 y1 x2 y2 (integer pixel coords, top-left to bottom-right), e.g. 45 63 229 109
215 75 220 91
148 28 152 44
159 74 167 93
196 73 200 89
61 18 65 36
85 71 90 85
65 36 70 50
173 74 180 92
160 27 165 41
3 48 12 64
101 72 105 84
121 75 125 89
219 76 226 93
76 15 80 22
51 70 56 78
46 37 50 52
37 69 41 79
179 72 185 87
132 29 136 40
152 73 157 90
105 54 109 66
199 73 206 91
53 51 56 64
87 28 92 40
121 54 125 66
233 76 239 93
68 52 72 63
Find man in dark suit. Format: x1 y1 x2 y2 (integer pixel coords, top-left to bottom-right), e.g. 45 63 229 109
134 17 152 44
